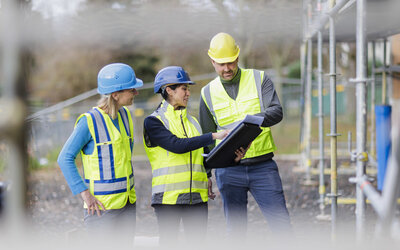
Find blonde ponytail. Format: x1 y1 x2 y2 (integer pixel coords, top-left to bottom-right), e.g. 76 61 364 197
97 95 119 119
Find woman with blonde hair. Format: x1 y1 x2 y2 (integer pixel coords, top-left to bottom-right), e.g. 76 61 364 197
58 63 142 238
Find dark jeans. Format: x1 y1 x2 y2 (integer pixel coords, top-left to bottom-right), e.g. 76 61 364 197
153 202 208 246
83 201 136 242
215 159 291 238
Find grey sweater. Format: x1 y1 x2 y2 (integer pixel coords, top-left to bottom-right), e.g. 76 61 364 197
199 68 283 165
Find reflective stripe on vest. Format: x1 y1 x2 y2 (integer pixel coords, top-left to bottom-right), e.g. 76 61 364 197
119 108 135 173
85 173 134 195
119 108 133 152
152 164 204 178
89 108 115 180
152 180 207 194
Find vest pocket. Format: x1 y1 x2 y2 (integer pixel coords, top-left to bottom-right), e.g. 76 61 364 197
214 103 235 126
238 97 260 115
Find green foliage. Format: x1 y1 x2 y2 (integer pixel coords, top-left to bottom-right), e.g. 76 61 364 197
368 59 383 74
287 60 301 79
47 147 62 164
28 156 42 170
0 157 4 174
113 51 160 103
113 51 159 83
28 147 62 171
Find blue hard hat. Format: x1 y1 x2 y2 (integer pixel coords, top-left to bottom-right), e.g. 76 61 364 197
154 66 195 94
97 63 143 95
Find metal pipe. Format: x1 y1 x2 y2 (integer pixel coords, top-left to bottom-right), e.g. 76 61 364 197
327 13 338 239
355 175 382 216
317 0 326 215
304 37 313 183
382 39 387 105
355 0 368 239
370 42 376 160
299 42 307 156
387 40 393 106
306 0 352 40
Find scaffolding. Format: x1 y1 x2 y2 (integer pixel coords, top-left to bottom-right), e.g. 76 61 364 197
302 0 400 240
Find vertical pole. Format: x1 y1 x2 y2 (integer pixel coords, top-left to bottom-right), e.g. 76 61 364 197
370 42 376 160
1 0 28 234
387 39 393 106
382 39 387 105
300 0 308 175
304 37 313 183
328 14 338 239
355 0 368 239
300 42 307 153
317 0 326 217
301 0 314 186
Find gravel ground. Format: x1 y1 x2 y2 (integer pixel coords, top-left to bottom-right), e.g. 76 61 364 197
26 158 382 244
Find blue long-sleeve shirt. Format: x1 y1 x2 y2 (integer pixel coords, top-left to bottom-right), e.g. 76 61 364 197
57 115 123 195
143 116 213 154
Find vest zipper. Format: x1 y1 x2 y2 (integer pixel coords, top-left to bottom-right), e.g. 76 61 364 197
180 111 192 204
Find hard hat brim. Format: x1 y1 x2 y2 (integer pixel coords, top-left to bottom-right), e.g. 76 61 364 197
133 78 143 88
208 50 240 64
155 81 195 93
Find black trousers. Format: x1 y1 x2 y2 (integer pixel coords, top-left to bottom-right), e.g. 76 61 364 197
153 202 208 246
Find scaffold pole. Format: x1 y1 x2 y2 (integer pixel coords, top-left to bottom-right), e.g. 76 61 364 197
316 0 327 220
370 42 376 160
327 10 339 238
355 0 368 240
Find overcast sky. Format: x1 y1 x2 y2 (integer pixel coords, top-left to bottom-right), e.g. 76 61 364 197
31 0 86 19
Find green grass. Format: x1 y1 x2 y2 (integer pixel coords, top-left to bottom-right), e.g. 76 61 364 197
28 147 63 171
271 114 360 155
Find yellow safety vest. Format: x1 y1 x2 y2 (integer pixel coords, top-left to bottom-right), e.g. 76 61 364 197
77 106 136 209
201 69 276 159
144 100 208 205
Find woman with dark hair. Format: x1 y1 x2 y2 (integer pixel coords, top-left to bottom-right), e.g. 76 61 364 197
143 66 246 246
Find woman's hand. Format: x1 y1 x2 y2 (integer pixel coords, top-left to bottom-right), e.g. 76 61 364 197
212 130 229 140
80 189 106 216
208 178 216 200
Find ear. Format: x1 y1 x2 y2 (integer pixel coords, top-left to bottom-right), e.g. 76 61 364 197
165 86 173 96
111 92 119 101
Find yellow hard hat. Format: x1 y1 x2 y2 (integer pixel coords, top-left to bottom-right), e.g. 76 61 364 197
208 32 240 63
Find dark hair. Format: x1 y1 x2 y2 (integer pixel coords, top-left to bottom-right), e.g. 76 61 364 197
161 84 180 100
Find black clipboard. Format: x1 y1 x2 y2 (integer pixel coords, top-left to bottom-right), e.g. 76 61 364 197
203 115 263 169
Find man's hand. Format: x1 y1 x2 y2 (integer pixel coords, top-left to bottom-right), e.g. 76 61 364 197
80 189 106 217
208 178 216 200
234 143 251 163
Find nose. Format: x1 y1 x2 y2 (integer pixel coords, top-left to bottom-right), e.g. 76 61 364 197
223 64 230 72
